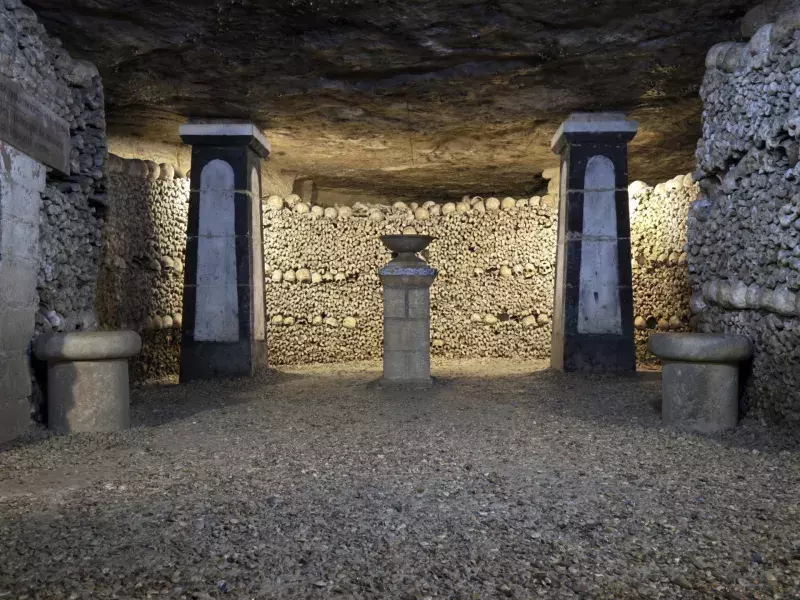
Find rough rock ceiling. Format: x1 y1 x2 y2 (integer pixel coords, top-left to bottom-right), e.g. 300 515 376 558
28 0 751 198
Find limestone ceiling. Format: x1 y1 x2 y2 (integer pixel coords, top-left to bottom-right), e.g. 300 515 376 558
28 0 751 198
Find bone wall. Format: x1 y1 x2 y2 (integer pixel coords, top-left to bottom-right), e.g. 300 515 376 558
101 156 693 376
690 4 800 422
264 178 694 365
629 175 696 364
96 155 188 381
263 194 559 364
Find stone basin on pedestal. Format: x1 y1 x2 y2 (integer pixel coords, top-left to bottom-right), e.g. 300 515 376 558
378 235 437 387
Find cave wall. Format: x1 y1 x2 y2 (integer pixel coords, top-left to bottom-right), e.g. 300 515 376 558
0 0 106 432
102 158 693 375
690 5 800 423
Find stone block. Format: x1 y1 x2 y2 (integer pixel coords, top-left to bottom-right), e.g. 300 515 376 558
0 179 41 223
406 350 431 381
0 392 31 444
661 362 739 434
2 142 46 190
0 353 32 402
0 256 38 307
0 306 35 353
196 235 238 285
383 287 407 319
382 350 408 380
407 288 429 319
0 213 39 261
648 333 753 433
46 360 131 433
384 318 428 351
194 283 240 342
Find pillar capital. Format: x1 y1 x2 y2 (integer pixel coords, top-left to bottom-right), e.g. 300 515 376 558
551 112 638 155
179 122 271 157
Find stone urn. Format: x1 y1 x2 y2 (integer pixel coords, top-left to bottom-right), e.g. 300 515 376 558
378 235 437 386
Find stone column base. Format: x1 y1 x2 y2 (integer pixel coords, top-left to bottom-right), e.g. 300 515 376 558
35 331 142 433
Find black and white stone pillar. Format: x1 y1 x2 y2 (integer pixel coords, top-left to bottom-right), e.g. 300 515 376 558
178 123 269 382
550 112 638 373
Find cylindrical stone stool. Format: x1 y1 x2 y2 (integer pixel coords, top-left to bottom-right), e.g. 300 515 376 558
34 331 142 433
378 234 438 387
648 333 752 433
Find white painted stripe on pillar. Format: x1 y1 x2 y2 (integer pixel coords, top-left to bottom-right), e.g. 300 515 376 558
578 155 622 334
250 167 266 341
195 159 239 342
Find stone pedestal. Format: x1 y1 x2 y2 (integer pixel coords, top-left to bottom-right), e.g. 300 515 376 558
34 331 142 433
550 112 638 373
648 333 752 433
178 123 270 382
379 235 437 387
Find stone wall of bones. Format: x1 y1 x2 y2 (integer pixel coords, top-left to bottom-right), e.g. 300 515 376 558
629 175 696 363
102 154 694 376
690 4 800 422
96 155 189 380
1 0 108 335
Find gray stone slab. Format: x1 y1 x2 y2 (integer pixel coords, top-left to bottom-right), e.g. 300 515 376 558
382 349 408 380
384 318 429 351
0 169 41 222
648 333 752 363
0 74 70 172
0 352 31 404
407 288 430 319
0 256 38 307
383 287 407 319
196 159 239 342
195 283 239 342
35 331 142 361
179 123 271 156
0 306 35 353
583 155 618 194
577 240 621 334
0 391 31 444
0 213 39 261
551 112 638 151
406 350 431 381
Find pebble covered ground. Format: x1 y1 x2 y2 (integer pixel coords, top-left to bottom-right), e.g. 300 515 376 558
1 359 799 599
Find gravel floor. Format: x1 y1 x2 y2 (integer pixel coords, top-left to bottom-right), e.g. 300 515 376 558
1 359 799 600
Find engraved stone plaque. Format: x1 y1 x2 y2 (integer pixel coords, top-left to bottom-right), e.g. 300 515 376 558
0 74 70 172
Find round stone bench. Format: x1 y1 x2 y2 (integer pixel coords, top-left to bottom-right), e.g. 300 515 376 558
648 333 752 434
34 331 142 433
